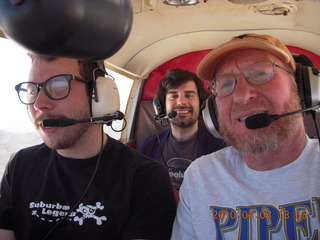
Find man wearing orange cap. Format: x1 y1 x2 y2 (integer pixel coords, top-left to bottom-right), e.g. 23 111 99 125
171 33 320 239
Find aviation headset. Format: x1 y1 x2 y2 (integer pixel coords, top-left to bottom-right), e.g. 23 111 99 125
88 61 120 119
201 54 320 138
152 69 208 119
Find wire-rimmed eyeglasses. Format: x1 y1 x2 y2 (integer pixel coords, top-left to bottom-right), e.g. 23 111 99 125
209 61 293 98
15 74 89 105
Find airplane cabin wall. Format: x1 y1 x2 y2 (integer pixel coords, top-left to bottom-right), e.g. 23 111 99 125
141 46 320 101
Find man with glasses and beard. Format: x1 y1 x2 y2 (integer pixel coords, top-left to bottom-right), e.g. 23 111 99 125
138 69 226 191
0 55 176 240
171 33 320 239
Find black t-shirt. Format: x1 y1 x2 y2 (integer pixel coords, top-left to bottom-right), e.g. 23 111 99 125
0 137 176 240
162 132 197 190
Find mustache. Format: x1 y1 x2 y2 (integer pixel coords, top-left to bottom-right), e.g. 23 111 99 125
174 106 193 111
231 101 269 116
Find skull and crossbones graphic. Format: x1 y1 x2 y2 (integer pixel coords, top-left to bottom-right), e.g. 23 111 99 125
73 202 107 225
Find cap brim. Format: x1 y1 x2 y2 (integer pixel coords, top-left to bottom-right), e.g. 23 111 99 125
197 39 293 80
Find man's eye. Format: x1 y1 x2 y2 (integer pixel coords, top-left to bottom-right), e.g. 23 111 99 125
220 82 233 89
259 71 266 75
256 71 268 77
247 71 267 80
186 94 195 98
28 89 37 96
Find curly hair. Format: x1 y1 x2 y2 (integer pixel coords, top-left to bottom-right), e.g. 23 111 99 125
155 69 207 113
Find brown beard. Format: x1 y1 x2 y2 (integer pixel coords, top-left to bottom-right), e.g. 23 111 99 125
38 109 92 150
170 106 198 129
51 121 91 150
219 87 302 154
170 117 198 129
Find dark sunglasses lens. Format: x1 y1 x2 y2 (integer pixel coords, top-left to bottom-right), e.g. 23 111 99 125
46 76 70 99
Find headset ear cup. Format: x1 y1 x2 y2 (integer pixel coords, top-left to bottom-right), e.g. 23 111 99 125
293 54 320 109
201 95 222 138
307 66 320 107
152 98 164 116
302 66 313 108
91 76 120 117
295 63 320 109
199 92 209 113
295 63 307 108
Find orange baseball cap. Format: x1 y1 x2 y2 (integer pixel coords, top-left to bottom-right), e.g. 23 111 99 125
197 33 296 80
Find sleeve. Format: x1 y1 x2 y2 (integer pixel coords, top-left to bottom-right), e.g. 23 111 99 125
137 137 154 157
170 173 196 240
198 127 227 157
137 135 161 161
0 154 16 230
121 163 177 240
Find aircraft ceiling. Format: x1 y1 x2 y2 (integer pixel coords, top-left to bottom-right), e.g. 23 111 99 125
1 0 319 78
105 0 320 78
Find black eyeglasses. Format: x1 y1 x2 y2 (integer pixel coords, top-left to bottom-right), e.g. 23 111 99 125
15 74 89 105
209 61 293 98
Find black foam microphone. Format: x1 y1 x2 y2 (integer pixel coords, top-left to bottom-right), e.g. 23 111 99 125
167 111 177 119
43 111 124 127
155 111 177 121
245 105 320 130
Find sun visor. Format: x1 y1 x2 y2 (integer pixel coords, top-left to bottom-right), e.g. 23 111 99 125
0 0 132 61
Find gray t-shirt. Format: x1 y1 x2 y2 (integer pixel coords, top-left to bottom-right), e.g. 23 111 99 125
172 137 320 240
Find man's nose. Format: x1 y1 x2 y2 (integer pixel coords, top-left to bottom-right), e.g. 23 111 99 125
33 88 54 111
232 75 258 104
176 95 186 105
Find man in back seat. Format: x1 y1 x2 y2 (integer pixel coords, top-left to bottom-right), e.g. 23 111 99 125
138 69 226 190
